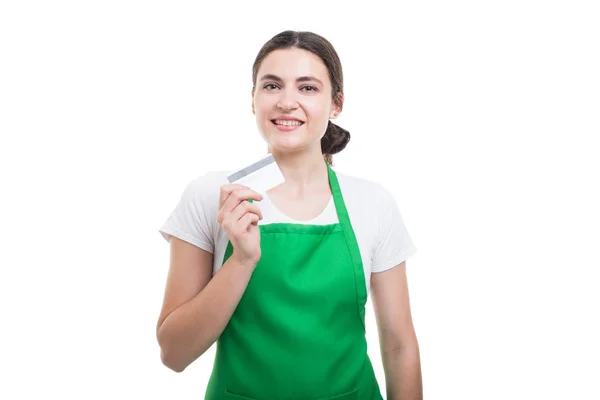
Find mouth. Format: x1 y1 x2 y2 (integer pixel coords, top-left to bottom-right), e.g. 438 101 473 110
271 119 305 132
271 119 305 127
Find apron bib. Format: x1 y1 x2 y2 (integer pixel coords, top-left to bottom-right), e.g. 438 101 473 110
205 163 383 400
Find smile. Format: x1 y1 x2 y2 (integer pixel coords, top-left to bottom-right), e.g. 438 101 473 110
271 119 305 126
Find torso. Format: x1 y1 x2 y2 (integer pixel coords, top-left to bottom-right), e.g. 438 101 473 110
159 168 417 295
267 186 333 221
204 164 383 399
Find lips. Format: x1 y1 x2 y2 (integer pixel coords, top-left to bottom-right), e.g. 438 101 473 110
271 119 305 127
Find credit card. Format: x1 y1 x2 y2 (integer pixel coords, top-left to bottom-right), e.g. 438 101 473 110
227 154 285 194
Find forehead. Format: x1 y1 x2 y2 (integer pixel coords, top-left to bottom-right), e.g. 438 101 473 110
257 48 329 83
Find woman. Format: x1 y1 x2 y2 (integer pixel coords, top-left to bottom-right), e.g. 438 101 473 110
157 30 422 400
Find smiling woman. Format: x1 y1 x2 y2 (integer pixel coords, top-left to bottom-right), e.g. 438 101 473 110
251 32 350 166
156 30 422 400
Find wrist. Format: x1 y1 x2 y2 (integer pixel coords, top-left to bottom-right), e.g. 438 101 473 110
230 252 259 270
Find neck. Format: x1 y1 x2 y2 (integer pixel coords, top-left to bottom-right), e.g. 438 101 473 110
268 146 330 196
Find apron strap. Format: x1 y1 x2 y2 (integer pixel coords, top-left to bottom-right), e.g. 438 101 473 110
327 163 368 328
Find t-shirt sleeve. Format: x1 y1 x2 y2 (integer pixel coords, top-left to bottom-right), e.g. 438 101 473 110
158 174 221 254
371 185 418 273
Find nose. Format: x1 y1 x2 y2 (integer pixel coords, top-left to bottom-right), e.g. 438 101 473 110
276 89 299 112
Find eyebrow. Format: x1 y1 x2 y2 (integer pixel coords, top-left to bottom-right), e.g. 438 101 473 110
259 74 323 86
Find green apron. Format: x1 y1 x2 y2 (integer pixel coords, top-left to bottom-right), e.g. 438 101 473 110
205 163 383 400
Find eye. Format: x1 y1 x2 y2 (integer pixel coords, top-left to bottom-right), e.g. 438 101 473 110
301 85 318 92
263 83 280 90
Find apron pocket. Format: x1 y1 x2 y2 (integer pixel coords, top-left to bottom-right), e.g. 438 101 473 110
224 388 359 400
318 388 359 400
224 390 257 400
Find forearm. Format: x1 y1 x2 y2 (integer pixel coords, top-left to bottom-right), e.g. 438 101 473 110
383 344 423 400
157 256 255 372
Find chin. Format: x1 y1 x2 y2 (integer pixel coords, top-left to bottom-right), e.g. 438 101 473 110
259 124 319 152
269 139 320 157
264 130 301 145
270 140 305 153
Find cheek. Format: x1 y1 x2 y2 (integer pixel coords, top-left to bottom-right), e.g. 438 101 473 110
254 105 272 125
304 102 331 127
253 93 270 112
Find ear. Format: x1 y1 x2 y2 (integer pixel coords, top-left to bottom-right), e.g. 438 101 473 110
329 92 344 119
251 90 255 115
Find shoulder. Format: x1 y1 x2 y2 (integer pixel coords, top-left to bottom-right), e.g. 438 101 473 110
186 170 231 191
178 170 232 208
159 170 232 249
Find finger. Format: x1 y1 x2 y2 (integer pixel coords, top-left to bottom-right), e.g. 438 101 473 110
222 201 261 229
231 201 263 222
221 188 263 213
219 184 248 208
237 213 260 233
220 201 262 231
217 209 231 226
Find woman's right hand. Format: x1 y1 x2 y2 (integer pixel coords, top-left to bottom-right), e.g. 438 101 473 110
217 184 264 268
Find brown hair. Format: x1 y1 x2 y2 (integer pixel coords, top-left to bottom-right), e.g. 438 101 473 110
252 30 350 165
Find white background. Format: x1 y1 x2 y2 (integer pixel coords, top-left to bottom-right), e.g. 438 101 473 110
1 1 599 399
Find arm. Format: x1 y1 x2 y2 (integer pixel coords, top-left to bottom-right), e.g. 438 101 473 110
371 261 423 400
155 236 256 372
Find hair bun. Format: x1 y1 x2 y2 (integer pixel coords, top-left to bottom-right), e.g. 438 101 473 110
321 121 351 156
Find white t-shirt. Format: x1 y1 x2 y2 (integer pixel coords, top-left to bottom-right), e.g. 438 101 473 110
159 170 417 293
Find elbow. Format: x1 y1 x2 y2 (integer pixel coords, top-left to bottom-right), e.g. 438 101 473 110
157 326 187 373
160 347 187 373
381 333 420 357
156 323 211 372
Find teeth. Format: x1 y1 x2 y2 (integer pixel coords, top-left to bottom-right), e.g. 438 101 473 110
274 120 303 126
